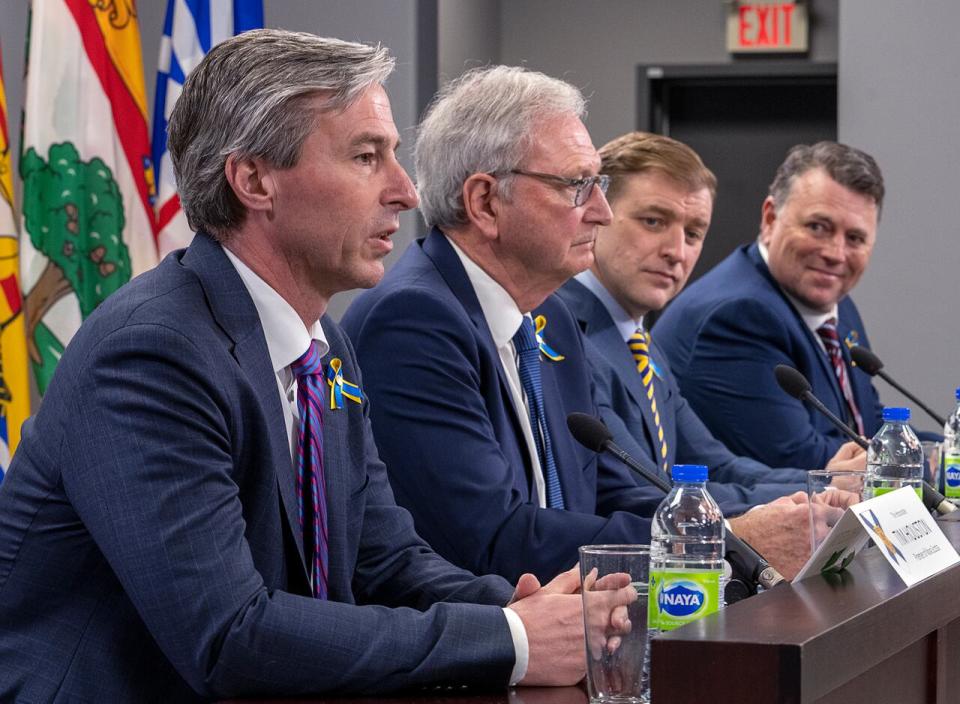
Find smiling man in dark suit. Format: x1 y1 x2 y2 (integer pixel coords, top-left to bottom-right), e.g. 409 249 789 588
0 30 604 702
653 141 886 469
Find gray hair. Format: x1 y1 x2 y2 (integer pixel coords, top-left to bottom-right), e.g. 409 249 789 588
167 29 395 240
414 65 586 230
768 141 885 215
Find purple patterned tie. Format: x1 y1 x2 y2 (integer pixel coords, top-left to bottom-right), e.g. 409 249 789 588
816 318 865 436
290 341 328 599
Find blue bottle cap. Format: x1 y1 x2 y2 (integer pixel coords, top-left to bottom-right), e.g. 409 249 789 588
670 464 708 483
882 407 911 422
955 386 960 400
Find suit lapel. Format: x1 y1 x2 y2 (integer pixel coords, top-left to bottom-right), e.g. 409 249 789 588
318 339 352 597
563 281 661 465
746 244 846 411
422 229 529 455
534 316 578 506
182 233 310 585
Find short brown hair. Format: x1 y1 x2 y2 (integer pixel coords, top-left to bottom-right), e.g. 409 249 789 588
599 131 717 204
768 141 884 214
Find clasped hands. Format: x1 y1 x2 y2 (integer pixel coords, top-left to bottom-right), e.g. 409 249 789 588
506 564 636 686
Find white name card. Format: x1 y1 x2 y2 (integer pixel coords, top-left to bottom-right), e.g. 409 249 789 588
795 487 960 585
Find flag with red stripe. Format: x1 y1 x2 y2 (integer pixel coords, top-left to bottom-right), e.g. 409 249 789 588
152 0 263 256
19 0 158 394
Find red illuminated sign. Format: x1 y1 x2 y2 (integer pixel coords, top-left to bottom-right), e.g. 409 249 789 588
728 2 808 53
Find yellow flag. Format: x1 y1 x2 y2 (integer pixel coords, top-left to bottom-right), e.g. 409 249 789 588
0 46 31 478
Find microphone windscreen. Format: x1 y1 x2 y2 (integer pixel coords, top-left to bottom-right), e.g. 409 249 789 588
774 364 812 399
850 345 883 375
566 413 612 453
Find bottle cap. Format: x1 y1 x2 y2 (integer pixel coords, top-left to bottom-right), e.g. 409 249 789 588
955 386 960 400
882 407 910 422
670 464 708 483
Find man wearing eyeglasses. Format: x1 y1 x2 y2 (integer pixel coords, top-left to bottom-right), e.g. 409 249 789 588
341 65 664 583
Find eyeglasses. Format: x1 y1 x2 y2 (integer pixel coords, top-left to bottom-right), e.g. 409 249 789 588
498 169 610 208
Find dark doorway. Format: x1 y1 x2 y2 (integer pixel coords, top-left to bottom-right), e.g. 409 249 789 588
637 62 837 291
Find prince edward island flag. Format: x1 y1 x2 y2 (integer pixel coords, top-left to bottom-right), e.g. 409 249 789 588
20 0 159 395
0 44 30 481
153 0 263 257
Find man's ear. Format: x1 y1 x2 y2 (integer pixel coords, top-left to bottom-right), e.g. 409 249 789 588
461 173 503 240
758 195 778 246
224 154 274 215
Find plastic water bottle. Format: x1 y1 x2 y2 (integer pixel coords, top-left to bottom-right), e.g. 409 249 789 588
648 464 725 636
866 407 923 500
943 388 960 504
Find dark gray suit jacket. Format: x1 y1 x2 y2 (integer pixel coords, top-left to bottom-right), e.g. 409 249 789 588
0 233 515 702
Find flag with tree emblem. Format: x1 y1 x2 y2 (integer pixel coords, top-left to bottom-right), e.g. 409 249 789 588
20 0 158 395
0 44 31 480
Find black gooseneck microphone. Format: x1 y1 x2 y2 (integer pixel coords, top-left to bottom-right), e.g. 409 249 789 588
849 346 947 427
566 412 786 596
773 365 869 450
773 364 957 516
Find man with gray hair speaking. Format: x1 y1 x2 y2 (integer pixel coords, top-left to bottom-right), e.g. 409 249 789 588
0 30 612 702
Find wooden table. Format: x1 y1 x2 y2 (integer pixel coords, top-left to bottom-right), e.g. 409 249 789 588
224 518 960 704
652 515 960 703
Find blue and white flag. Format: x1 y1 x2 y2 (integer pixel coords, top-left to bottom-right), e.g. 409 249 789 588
152 0 263 256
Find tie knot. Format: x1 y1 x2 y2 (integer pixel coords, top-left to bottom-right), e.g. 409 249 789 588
816 318 840 344
290 340 324 379
513 316 539 354
628 329 649 353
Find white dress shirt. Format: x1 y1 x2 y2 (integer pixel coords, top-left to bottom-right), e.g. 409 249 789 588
223 244 528 684
449 238 547 509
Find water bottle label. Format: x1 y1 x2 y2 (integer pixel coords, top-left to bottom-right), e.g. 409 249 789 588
647 569 721 631
945 453 960 499
869 485 922 500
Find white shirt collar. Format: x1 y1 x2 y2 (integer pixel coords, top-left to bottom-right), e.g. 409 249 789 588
447 237 525 345
757 240 838 332
222 246 329 371
574 269 644 342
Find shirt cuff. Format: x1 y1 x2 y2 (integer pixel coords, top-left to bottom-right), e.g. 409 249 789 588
502 607 529 685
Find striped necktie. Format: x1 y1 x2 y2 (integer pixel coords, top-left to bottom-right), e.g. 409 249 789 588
816 318 865 435
290 341 329 599
628 329 668 472
513 316 565 509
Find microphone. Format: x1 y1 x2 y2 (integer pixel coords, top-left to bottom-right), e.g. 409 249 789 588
774 365 869 450
566 412 786 595
850 346 946 427
773 364 957 515
567 412 671 493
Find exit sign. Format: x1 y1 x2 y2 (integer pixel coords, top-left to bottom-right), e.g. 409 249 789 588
727 2 808 53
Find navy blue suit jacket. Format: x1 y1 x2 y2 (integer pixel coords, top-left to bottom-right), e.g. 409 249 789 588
557 279 808 516
341 229 661 584
653 243 884 468
0 233 515 702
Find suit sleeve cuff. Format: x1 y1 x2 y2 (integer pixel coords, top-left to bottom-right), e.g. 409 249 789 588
501 607 529 685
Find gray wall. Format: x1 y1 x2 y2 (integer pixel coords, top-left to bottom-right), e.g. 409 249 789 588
839 0 960 433
497 0 839 147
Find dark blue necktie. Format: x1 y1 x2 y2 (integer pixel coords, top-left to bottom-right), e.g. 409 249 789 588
513 316 565 509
